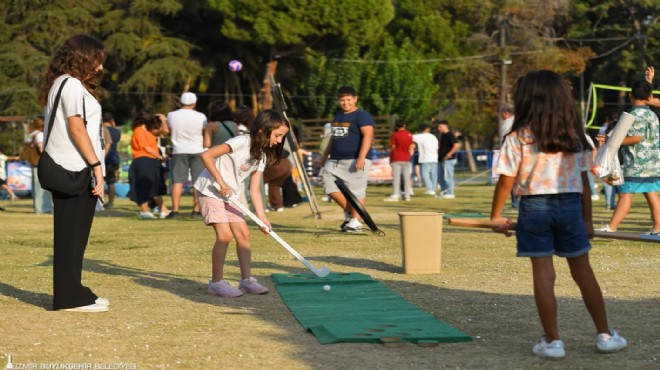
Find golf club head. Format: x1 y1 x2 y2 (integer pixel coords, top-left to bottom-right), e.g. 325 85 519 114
314 266 331 278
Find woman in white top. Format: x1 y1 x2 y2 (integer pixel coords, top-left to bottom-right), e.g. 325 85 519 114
37 34 108 313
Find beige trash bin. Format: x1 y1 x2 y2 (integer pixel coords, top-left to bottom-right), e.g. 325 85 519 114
398 212 443 274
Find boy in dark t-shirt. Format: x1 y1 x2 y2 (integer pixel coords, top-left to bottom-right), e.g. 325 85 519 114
320 86 374 232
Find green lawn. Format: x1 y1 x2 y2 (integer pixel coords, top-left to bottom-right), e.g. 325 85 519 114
0 183 658 369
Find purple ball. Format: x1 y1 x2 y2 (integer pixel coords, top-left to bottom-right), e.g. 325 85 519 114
229 60 242 72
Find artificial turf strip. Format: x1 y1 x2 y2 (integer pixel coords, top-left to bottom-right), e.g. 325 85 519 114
272 273 473 345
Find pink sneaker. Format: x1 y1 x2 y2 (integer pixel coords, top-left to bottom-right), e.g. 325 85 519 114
239 277 269 294
207 280 243 298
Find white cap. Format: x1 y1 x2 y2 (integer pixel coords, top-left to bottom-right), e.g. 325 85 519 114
180 92 197 105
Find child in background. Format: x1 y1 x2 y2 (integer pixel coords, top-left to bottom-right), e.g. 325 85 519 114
596 80 660 234
194 110 289 297
491 70 627 359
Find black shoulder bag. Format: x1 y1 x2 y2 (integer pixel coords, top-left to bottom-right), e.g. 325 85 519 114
38 78 93 195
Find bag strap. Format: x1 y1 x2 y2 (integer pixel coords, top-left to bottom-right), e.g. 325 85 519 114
220 121 237 138
43 78 70 148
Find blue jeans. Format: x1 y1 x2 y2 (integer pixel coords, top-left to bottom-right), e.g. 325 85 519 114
390 161 412 197
603 183 616 208
438 159 457 195
420 163 437 193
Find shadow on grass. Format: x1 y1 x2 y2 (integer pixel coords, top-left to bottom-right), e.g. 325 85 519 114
0 282 51 309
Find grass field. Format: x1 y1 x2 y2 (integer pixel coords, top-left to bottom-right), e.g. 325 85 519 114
0 184 658 370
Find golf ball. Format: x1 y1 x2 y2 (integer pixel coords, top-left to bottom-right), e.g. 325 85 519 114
323 285 331 291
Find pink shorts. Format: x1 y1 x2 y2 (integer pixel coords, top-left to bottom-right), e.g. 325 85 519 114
197 193 246 225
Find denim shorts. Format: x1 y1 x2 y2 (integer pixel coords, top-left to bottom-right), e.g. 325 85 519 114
516 193 591 258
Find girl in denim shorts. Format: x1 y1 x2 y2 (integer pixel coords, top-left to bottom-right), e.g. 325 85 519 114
490 70 627 359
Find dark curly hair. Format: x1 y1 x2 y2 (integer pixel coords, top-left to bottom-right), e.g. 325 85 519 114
38 34 106 105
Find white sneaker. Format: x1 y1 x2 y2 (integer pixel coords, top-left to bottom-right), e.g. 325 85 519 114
440 194 455 199
384 195 400 202
595 224 615 232
597 329 627 353
159 210 171 219
238 277 269 294
644 228 660 236
139 211 158 219
532 336 565 359
342 218 363 233
207 280 243 298
424 191 436 196
591 194 600 200
62 303 109 313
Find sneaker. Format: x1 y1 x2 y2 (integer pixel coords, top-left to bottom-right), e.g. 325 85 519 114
165 211 181 220
238 277 269 294
403 196 411 202
151 206 161 214
591 194 600 201
62 303 109 313
440 194 455 199
597 329 627 353
644 228 660 236
159 210 171 219
275 207 284 212
532 336 565 359
95 297 110 306
342 218 363 233
424 191 436 196
207 280 243 298
384 195 400 202
595 224 615 232
139 211 158 220
191 211 203 219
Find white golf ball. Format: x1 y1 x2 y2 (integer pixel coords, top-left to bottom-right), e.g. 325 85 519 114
323 285 331 291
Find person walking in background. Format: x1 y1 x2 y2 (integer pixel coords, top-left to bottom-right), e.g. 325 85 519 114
596 80 660 234
499 104 519 208
37 34 109 313
128 113 171 219
385 119 413 202
320 86 374 233
204 99 238 149
436 120 460 199
234 106 254 135
491 70 627 359
103 113 121 209
194 110 288 297
412 124 439 196
595 111 621 210
25 116 52 213
164 92 207 219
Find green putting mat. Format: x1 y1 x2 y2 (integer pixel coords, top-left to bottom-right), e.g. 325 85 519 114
272 273 472 344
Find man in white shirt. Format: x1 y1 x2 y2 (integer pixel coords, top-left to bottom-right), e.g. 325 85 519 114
412 124 439 196
164 92 207 219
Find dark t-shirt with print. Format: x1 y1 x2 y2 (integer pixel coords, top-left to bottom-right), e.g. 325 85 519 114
330 108 375 160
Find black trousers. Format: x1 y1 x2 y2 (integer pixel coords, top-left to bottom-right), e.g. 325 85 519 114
52 190 98 310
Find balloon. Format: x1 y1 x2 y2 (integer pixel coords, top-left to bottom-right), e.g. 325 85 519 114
228 60 242 72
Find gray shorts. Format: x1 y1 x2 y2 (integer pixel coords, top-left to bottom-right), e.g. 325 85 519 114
322 159 371 199
171 153 205 184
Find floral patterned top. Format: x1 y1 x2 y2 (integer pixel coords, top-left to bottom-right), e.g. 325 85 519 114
496 130 591 195
621 106 660 178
